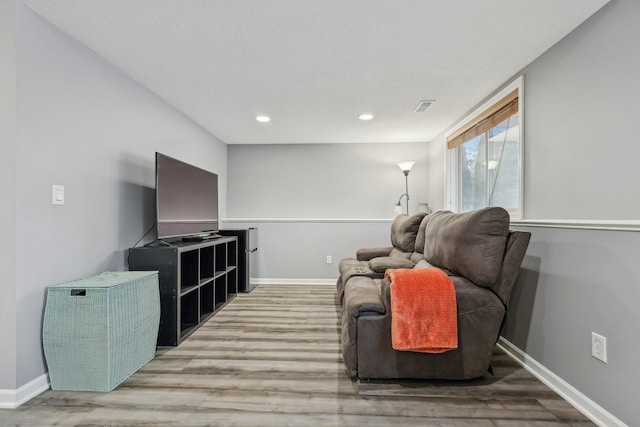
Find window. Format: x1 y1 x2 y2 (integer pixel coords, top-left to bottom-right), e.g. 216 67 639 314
446 77 523 218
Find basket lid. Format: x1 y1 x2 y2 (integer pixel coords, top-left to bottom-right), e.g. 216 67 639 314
49 271 158 289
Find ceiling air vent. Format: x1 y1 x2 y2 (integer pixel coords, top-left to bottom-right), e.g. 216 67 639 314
413 100 435 113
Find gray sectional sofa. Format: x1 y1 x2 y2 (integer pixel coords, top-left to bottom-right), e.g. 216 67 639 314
337 207 531 380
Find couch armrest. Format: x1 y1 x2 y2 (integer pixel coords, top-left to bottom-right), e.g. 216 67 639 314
341 277 386 377
356 247 393 261
369 256 416 273
343 279 386 317
380 277 392 313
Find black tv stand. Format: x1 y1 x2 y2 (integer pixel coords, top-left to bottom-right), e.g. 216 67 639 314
129 237 238 346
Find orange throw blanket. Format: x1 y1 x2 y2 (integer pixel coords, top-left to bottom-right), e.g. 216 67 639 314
386 268 458 353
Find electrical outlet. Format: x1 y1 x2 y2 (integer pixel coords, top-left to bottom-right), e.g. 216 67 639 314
591 332 607 363
52 184 65 206
326 255 332 264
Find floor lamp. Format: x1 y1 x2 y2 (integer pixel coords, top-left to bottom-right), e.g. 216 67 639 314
395 161 415 215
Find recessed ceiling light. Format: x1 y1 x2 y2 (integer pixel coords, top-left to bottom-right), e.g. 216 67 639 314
256 115 271 122
358 113 374 121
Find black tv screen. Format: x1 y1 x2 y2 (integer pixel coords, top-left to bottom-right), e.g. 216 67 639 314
155 152 219 239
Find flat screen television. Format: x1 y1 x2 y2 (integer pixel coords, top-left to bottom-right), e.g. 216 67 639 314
155 152 219 240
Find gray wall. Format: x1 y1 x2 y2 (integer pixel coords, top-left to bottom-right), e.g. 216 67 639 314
523 3 640 221
0 0 17 390
14 3 227 387
427 132 446 212
228 143 429 219
427 0 639 424
505 226 639 426
225 220 393 281
522 1 640 221
226 142 429 279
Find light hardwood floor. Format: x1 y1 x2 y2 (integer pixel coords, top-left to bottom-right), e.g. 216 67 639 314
1 285 593 426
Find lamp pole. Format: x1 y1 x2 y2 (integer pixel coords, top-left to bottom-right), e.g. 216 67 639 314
403 170 410 215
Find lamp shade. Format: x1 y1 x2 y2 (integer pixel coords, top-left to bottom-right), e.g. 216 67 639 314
397 161 415 173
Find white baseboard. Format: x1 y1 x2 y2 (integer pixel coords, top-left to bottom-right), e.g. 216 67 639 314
253 278 336 286
498 337 627 427
0 374 49 409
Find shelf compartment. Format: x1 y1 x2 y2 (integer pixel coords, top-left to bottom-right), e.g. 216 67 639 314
180 251 199 291
200 246 214 281
180 285 198 297
180 290 199 335
215 245 227 274
200 277 214 287
214 276 227 310
227 240 237 268
200 282 214 320
226 268 238 295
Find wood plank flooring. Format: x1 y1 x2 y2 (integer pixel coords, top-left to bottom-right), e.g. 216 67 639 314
0 285 594 426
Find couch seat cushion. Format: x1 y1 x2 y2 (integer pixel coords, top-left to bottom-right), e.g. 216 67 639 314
450 275 504 315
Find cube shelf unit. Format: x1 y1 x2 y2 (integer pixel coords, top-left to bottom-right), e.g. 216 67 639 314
129 236 238 346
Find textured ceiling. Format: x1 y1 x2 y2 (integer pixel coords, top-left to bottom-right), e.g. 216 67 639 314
22 0 608 144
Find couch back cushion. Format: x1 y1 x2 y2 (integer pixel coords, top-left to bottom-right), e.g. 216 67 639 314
423 207 510 287
390 212 426 252
413 214 431 254
409 215 431 263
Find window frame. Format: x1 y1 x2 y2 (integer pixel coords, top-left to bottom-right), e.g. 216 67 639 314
445 76 524 219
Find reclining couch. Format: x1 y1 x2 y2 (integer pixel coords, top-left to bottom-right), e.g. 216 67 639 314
338 207 530 380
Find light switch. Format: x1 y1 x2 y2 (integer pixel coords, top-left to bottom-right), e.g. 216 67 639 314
52 185 65 206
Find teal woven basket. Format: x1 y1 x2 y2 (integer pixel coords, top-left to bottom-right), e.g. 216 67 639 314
42 271 160 392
